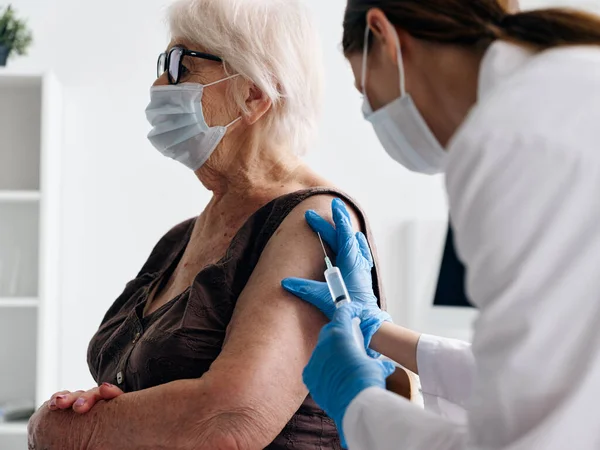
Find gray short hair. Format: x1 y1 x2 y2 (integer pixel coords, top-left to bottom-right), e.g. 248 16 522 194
168 0 324 155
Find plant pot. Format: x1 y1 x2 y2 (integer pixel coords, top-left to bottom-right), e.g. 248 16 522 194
0 45 10 66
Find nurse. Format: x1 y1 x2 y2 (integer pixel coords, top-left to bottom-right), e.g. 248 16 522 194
282 0 600 448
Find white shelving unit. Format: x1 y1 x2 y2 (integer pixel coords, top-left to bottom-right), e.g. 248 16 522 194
0 72 63 450
0 422 29 450
0 298 39 308
0 191 41 202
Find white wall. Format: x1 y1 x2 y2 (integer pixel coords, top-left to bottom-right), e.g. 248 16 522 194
523 0 600 12
3 0 598 391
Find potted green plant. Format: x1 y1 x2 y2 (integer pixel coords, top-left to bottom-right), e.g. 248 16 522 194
0 5 33 66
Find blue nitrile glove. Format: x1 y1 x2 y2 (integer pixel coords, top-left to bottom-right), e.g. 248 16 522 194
282 198 392 357
304 302 396 448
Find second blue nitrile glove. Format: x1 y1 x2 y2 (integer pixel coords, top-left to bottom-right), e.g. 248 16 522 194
303 302 396 447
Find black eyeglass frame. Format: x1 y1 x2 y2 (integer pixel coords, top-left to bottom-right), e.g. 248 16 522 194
157 47 223 85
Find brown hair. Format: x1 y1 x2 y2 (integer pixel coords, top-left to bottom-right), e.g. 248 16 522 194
342 0 600 54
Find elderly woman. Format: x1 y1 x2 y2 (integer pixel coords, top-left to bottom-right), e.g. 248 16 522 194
27 0 388 449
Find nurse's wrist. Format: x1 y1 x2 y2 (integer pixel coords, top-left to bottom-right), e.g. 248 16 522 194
360 311 392 358
370 322 421 374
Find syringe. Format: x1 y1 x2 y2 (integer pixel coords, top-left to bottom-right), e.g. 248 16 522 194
317 233 367 354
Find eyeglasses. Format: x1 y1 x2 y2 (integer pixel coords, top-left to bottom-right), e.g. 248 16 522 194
157 46 223 85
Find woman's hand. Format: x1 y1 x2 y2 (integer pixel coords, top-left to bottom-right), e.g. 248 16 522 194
47 383 124 414
29 386 123 449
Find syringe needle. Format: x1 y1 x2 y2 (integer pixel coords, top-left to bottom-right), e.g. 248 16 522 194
317 232 327 257
317 232 334 270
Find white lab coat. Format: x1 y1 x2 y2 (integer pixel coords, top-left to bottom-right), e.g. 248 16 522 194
344 41 600 449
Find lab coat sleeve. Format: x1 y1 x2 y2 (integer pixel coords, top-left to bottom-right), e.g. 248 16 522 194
417 334 474 422
341 337 474 449
344 387 467 450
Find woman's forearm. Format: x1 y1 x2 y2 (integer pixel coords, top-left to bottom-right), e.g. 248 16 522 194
370 322 421 374
29 379 258 450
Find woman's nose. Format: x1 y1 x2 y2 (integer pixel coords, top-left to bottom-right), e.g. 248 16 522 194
153 72 170 87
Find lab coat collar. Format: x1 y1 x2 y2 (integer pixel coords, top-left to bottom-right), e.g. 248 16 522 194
478 40 536 100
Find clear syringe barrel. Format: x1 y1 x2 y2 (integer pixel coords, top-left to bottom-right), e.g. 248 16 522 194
325 266 350 306
324 266 366 354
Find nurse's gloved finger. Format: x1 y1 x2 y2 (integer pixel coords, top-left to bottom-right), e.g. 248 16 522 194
98 382 124 401
282 278 329 299
72 387 103 414
380 360 397 379
332 199 355 242
282 278 336 319
334 198 353 221
355 232 374 267
305 210 338 253
331 302 363 327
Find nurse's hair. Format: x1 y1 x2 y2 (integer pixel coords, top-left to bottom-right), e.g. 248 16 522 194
342 0 600 54
168 0 323 155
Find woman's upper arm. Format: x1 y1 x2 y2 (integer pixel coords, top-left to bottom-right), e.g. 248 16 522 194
202 195 361 443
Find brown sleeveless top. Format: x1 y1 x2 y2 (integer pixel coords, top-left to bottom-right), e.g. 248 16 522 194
87 188 386 449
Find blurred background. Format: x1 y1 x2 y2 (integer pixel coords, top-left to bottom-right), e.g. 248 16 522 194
0 0 598 447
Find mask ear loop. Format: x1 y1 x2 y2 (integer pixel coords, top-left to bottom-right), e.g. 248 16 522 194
389 25 406 97
361 25 370 98
225 116 242 128
205 73 243 128
204 73 240 88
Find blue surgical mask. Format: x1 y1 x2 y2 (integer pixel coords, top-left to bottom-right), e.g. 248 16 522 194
361 26 448 175
145 76 241 171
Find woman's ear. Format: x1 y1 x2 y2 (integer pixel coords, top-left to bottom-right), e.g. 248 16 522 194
244 83 272 125
366 8 400 65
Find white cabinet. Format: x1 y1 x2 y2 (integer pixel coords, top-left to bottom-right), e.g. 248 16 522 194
0 72 63 449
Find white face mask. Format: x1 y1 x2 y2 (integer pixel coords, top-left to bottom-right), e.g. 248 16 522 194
361 26 448 175
145 75 241 171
